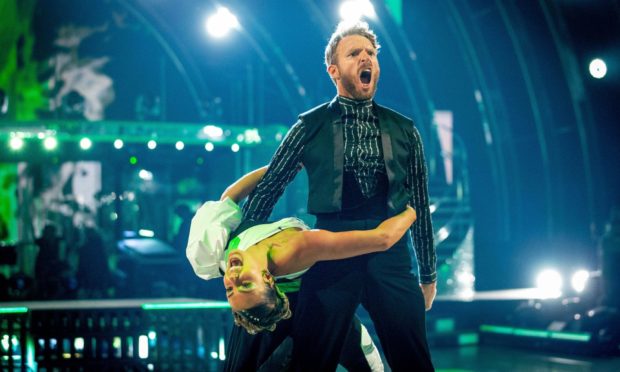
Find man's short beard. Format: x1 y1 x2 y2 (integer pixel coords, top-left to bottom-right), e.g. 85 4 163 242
341 76 376 100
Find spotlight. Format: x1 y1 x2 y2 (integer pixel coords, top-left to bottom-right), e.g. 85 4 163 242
9 137 24 151
79 137 92 150
147 140 157 150
202 125 224 139
43 137 58 151
571 270 589 293
589 58 607 79
339 0 376 22
206 7 240 38
536 269 563 298
138 169 153 181
205 142 214 152
175 141 185 151
231 143 240 152
139 229 155 238
114 139 124 149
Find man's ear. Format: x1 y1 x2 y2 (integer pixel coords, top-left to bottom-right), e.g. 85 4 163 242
327 64 339 81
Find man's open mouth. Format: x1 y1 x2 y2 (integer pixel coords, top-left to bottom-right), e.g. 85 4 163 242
360 69 372 84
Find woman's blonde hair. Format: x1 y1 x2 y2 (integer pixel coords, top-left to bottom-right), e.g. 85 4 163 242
232 272 292 334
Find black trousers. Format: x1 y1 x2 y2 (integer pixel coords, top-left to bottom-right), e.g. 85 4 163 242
223 291 376 372
291 217 434 372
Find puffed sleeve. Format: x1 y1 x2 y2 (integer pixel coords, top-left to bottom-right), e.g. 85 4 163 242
186 197 242 280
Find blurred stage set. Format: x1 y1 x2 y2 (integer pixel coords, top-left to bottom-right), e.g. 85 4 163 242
1 0 619 370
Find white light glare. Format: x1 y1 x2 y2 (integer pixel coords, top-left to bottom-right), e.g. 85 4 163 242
206 7 240 38
536 269 563 298
340 0 376 22
203 125 224 139
138 335 148 359
571 270 589 293
114 139 124 149
138 169 153 181
589 58 607 79
79 137 92 150
139 229 155 238
9 137 24 150
205 142 215 152
175 141 185 151
43 137 58 150
231 143 240 152
74 338 85 351
243 129 262 144
147 140 157 150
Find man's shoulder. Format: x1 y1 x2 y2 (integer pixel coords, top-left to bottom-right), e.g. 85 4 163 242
375 103 414 125
299 101 332 121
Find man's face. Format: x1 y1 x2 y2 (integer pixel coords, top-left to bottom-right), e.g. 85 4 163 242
328 34 380 100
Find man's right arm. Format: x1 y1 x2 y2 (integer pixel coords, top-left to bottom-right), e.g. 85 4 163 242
242 120 306 221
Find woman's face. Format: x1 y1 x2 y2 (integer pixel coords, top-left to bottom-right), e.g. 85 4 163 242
223 251 270 311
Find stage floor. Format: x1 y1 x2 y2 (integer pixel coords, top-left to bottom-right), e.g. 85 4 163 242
427 345 620 372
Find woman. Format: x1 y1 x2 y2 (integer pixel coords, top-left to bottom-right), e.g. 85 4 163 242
186 166 415 371
187 165 415 332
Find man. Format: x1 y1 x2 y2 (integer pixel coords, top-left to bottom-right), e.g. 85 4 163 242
242 21 436 371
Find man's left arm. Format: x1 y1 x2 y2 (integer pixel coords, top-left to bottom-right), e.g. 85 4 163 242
408 126 437 310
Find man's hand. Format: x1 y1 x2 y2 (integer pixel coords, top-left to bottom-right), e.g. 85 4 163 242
420 282 437 311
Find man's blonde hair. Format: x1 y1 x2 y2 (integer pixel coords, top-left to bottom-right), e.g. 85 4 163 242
324 21 381 68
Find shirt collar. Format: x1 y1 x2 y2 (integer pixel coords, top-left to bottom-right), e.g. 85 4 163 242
337 95 373 109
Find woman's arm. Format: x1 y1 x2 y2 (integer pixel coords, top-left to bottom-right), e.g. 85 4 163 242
220 166 269 203
289 206 417 269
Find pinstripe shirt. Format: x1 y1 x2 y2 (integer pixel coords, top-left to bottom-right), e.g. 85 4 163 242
242 97 436 283
339 96 385 198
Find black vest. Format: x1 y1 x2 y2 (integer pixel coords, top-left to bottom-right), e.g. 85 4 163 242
300 97 414 217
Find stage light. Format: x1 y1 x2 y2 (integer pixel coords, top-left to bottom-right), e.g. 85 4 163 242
138 335 148 359
339 0 376 22
138 169 153 181
536 269 563 298
139 229 155 238
147 140 157 150
43 137 58 151
9 137 24 151
243 128 261 144
205 142 214 152
175 141 185 151
74 338 84 352
79 137 92 150
589 58 607 79
231 143 240 152
202 125 224 139
571 270 589 293
219 337 226 360
114 139 124 149
436 227 449 241
129 156 138 165
206 7 240 38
